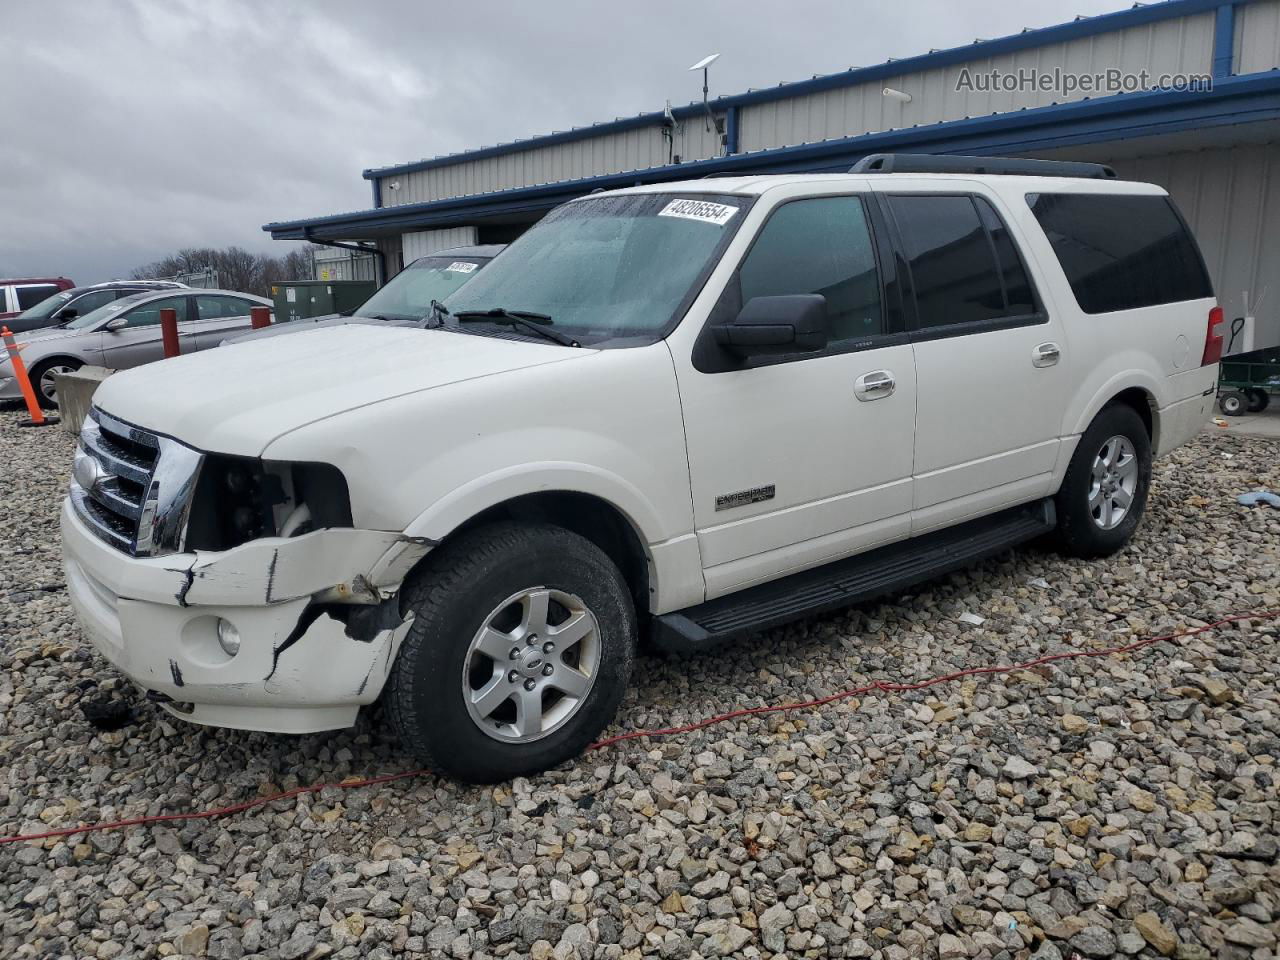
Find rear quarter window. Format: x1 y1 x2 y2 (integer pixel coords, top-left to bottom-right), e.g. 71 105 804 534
1025 193 1211 314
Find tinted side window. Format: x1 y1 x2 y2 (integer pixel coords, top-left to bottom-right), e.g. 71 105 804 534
975 198 1035 316
124 296 186 327
739 196 882 343
16 285 59 309
1026 193 1212 314
67 290 117 315
887 195 1010 329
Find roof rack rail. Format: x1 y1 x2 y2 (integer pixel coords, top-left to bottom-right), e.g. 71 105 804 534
850 153 1118 179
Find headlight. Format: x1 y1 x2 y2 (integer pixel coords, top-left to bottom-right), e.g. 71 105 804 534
184 455 352 551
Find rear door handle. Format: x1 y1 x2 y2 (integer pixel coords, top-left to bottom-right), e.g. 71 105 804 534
855 370 896 401
1033 342 1061 367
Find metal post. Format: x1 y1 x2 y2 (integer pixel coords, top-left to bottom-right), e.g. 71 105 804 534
250 306 271 329
160 308 180 358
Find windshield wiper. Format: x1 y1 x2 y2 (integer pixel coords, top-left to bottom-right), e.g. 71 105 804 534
454 308 580 347
423 300 450 328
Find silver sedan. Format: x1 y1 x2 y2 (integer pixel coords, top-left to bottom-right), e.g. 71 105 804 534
0 288 271 408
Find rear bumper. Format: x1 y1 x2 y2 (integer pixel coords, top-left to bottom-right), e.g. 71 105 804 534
1156 367 1218 457
60 498 423 733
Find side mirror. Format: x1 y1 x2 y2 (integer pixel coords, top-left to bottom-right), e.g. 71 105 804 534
104 317 127 332
711 294 828 358
57 308 78 320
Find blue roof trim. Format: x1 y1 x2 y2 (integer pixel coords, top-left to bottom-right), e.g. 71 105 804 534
266 72 1280 240
361 0 1242 181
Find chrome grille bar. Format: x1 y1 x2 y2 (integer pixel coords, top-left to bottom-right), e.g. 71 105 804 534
70 407 203 556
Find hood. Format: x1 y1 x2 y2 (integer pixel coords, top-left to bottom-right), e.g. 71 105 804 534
4 324 88 347
92 324 589 455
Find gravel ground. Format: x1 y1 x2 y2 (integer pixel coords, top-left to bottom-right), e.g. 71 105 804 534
1 405 1278 960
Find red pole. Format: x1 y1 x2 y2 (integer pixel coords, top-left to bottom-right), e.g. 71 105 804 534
160 308 179 358
1 326 49 426
250 306 271 329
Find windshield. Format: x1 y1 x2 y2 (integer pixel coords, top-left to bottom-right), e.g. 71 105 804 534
443 193 751 346
16 289 75 321
65 293 149 330
356 256 490 320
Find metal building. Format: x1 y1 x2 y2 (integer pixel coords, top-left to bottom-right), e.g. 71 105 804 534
264 0 1280 349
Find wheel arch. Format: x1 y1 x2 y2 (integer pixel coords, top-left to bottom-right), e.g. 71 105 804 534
1072 376 1160 449
392 485 658 621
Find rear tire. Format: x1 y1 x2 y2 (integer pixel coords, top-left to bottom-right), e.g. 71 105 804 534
1053 404 1151 559
1244 388 1270 413
1218 391 1247 417
29 357 82 410
386 522 636 783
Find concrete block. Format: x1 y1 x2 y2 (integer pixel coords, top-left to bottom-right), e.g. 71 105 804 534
55 366 114 436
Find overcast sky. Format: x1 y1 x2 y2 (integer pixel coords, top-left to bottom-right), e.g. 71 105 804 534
2 0 1127 285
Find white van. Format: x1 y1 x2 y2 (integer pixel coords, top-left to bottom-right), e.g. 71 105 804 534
61 155 1221 781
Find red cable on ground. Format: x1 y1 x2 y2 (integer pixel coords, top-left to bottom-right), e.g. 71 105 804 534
2 608 1276 847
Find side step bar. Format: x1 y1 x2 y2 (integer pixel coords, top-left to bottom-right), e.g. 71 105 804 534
652 499 1056 652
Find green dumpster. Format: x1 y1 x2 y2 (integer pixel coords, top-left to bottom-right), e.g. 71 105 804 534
270 279 376 324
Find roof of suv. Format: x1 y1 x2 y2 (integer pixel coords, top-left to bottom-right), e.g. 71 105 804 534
592 172 1167 199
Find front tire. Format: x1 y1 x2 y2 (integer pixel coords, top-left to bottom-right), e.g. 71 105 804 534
29 357 82 410
386 522 636 783
1053 404 1152 558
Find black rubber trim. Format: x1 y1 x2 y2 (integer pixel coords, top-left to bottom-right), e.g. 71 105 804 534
653 499 1055 650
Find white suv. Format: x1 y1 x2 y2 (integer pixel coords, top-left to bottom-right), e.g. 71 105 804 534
61 155 1222 781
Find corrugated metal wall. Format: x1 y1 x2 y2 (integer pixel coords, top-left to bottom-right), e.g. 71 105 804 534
1107 141 1280 350
401 226 479 262
380 117 725 206
738 14 1216 152
1234 0 1280 72
373 9 1222 208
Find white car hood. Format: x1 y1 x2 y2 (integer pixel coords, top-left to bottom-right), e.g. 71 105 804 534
92 324 588 456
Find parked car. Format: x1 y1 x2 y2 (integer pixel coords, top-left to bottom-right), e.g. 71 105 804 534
1 277 74 320
222 245 504 346
62 155 1221 782
0 288 269 408
3 280 189 334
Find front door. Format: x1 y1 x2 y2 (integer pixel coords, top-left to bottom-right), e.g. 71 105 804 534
674 194 917 599
190 294 261 349
99 295 192 369
879 190 1070 532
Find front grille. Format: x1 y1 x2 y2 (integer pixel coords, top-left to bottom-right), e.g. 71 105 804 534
70 408 203 556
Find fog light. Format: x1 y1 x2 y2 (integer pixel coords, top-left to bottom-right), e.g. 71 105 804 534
216 618 241 657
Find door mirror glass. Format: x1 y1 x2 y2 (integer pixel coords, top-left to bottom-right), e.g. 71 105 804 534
712 295 829 357
104 316 128 331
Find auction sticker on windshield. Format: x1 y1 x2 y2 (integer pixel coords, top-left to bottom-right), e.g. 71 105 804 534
446 261 479 273
658 199 739 226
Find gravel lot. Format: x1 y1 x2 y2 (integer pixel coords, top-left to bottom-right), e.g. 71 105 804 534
2 405 1278 960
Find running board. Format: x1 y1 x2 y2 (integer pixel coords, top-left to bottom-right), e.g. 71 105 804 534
652 499 1055 652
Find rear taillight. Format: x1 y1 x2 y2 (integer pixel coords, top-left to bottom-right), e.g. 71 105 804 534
1201 306 1224 366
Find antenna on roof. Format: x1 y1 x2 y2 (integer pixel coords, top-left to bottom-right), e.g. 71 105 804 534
689 53 722 136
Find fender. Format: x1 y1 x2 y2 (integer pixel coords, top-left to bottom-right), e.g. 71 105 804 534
1065 362 1164 439
364 460 679 592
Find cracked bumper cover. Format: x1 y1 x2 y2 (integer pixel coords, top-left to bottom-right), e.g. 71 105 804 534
60 498 428 733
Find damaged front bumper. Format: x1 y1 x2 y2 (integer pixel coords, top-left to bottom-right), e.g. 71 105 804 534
60 498 429 733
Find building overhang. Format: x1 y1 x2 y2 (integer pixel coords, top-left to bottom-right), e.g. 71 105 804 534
264 72 1280 242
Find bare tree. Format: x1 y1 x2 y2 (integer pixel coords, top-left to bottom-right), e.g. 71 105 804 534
131 244 320 296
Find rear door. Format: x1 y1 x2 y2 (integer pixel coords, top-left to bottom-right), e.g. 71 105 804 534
675 192 917 598
99 295 192 369
189 295 262 349
878 187 1069 533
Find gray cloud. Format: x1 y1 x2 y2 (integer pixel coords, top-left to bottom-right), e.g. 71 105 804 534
1 0 1124 284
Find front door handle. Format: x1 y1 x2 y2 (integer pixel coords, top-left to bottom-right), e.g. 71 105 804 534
855 370 896 401
1033 342 1061 367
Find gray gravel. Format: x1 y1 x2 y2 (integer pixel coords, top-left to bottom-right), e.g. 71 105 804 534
2 404 1278 960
